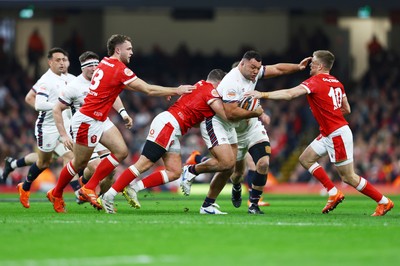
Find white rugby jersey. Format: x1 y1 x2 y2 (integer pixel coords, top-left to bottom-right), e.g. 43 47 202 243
215 66 264 129
58 73 90 114
34 69 68 133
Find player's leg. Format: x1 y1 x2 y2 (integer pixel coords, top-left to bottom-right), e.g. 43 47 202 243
247 142 270 214
243 152 270 207
230 159 245 208
83 125 127 191
2 153 38 181
18 149 53 208
299 139 343 214
335 160 393 216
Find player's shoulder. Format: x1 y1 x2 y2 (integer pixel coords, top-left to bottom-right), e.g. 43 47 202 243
218 68 239 87
66 74 89 89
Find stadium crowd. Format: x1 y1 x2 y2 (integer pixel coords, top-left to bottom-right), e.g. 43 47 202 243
0 33 399 188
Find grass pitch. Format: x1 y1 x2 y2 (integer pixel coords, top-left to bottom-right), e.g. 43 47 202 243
0 188 399 266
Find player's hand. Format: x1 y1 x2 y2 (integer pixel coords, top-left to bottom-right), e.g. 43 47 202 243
254 106 264 116
123 115 133 129
177 85 195 95
244 90 262 99
61 136 74 151
298 57 312 70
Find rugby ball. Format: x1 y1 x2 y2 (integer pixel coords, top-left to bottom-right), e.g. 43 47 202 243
238 96 260 111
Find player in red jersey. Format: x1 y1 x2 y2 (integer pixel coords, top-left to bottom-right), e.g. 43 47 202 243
97 69 228 213
248 50 394 216
47 34 194 212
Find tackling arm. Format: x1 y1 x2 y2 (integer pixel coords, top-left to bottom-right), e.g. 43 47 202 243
263 57 311 78
125 78 194 97
224 101 263 121
250 85 308 101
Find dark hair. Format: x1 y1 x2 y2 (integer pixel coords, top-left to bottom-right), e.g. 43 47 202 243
242 50 262 62
313 50 335 70
107 34 132 56
47 47 67 59
79 51 99 64
207 69 226 82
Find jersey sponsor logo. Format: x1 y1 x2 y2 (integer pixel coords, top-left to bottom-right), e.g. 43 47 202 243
91 135 97 143
322 77 339 83
149 129 155 136
226 89 237 99
211 89 220 97
124 68 134 76
102 60 114 67
88 90 98 96
93 111 103 117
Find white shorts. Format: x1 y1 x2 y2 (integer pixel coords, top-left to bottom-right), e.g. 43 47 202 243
70 111 115 148
309 125 353 166
146 111 182 153
35 127 61 153
200 116 237 149
236 118 270 161
53 142 69 157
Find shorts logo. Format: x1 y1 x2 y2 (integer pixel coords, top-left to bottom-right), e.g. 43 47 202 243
91 135 97 143
149 129 155 136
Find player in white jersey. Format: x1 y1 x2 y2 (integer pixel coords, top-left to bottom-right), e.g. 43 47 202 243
181 51 311 214
51 51 132 203
16 48 72 209
2 54 75 182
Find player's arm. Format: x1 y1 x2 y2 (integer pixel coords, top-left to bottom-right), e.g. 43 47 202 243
263 57 311 78
35 84 55 111
53 101 74 151
125 78 194 97
112 96 133 129
223 101 263 121
25 89 36 109
208 98 228 121
249 85 308 100
340 95 351 115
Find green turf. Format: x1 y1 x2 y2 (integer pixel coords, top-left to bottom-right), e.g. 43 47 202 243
0 191 398 266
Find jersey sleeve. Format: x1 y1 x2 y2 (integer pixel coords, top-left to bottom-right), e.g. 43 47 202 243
59 84 76 106
35 80 54 111
301 76 317 94
121 66 138 85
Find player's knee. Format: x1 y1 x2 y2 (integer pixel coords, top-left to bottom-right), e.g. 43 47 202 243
256 157 269 173
220 155 236 170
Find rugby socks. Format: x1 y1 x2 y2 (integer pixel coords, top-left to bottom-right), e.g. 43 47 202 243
69 179 81 192
16 158 28 168
202 197 215 208
112 165 140 192
196 154 206 164
141 170 169 189
85 154 119 190
355 177 388 204
53 162 77 197
246 170 255 192
22 163 44 191
249 188 263 205
309 163 335 192
188 165 199 175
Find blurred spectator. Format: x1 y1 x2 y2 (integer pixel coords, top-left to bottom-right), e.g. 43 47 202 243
27 28 45 80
